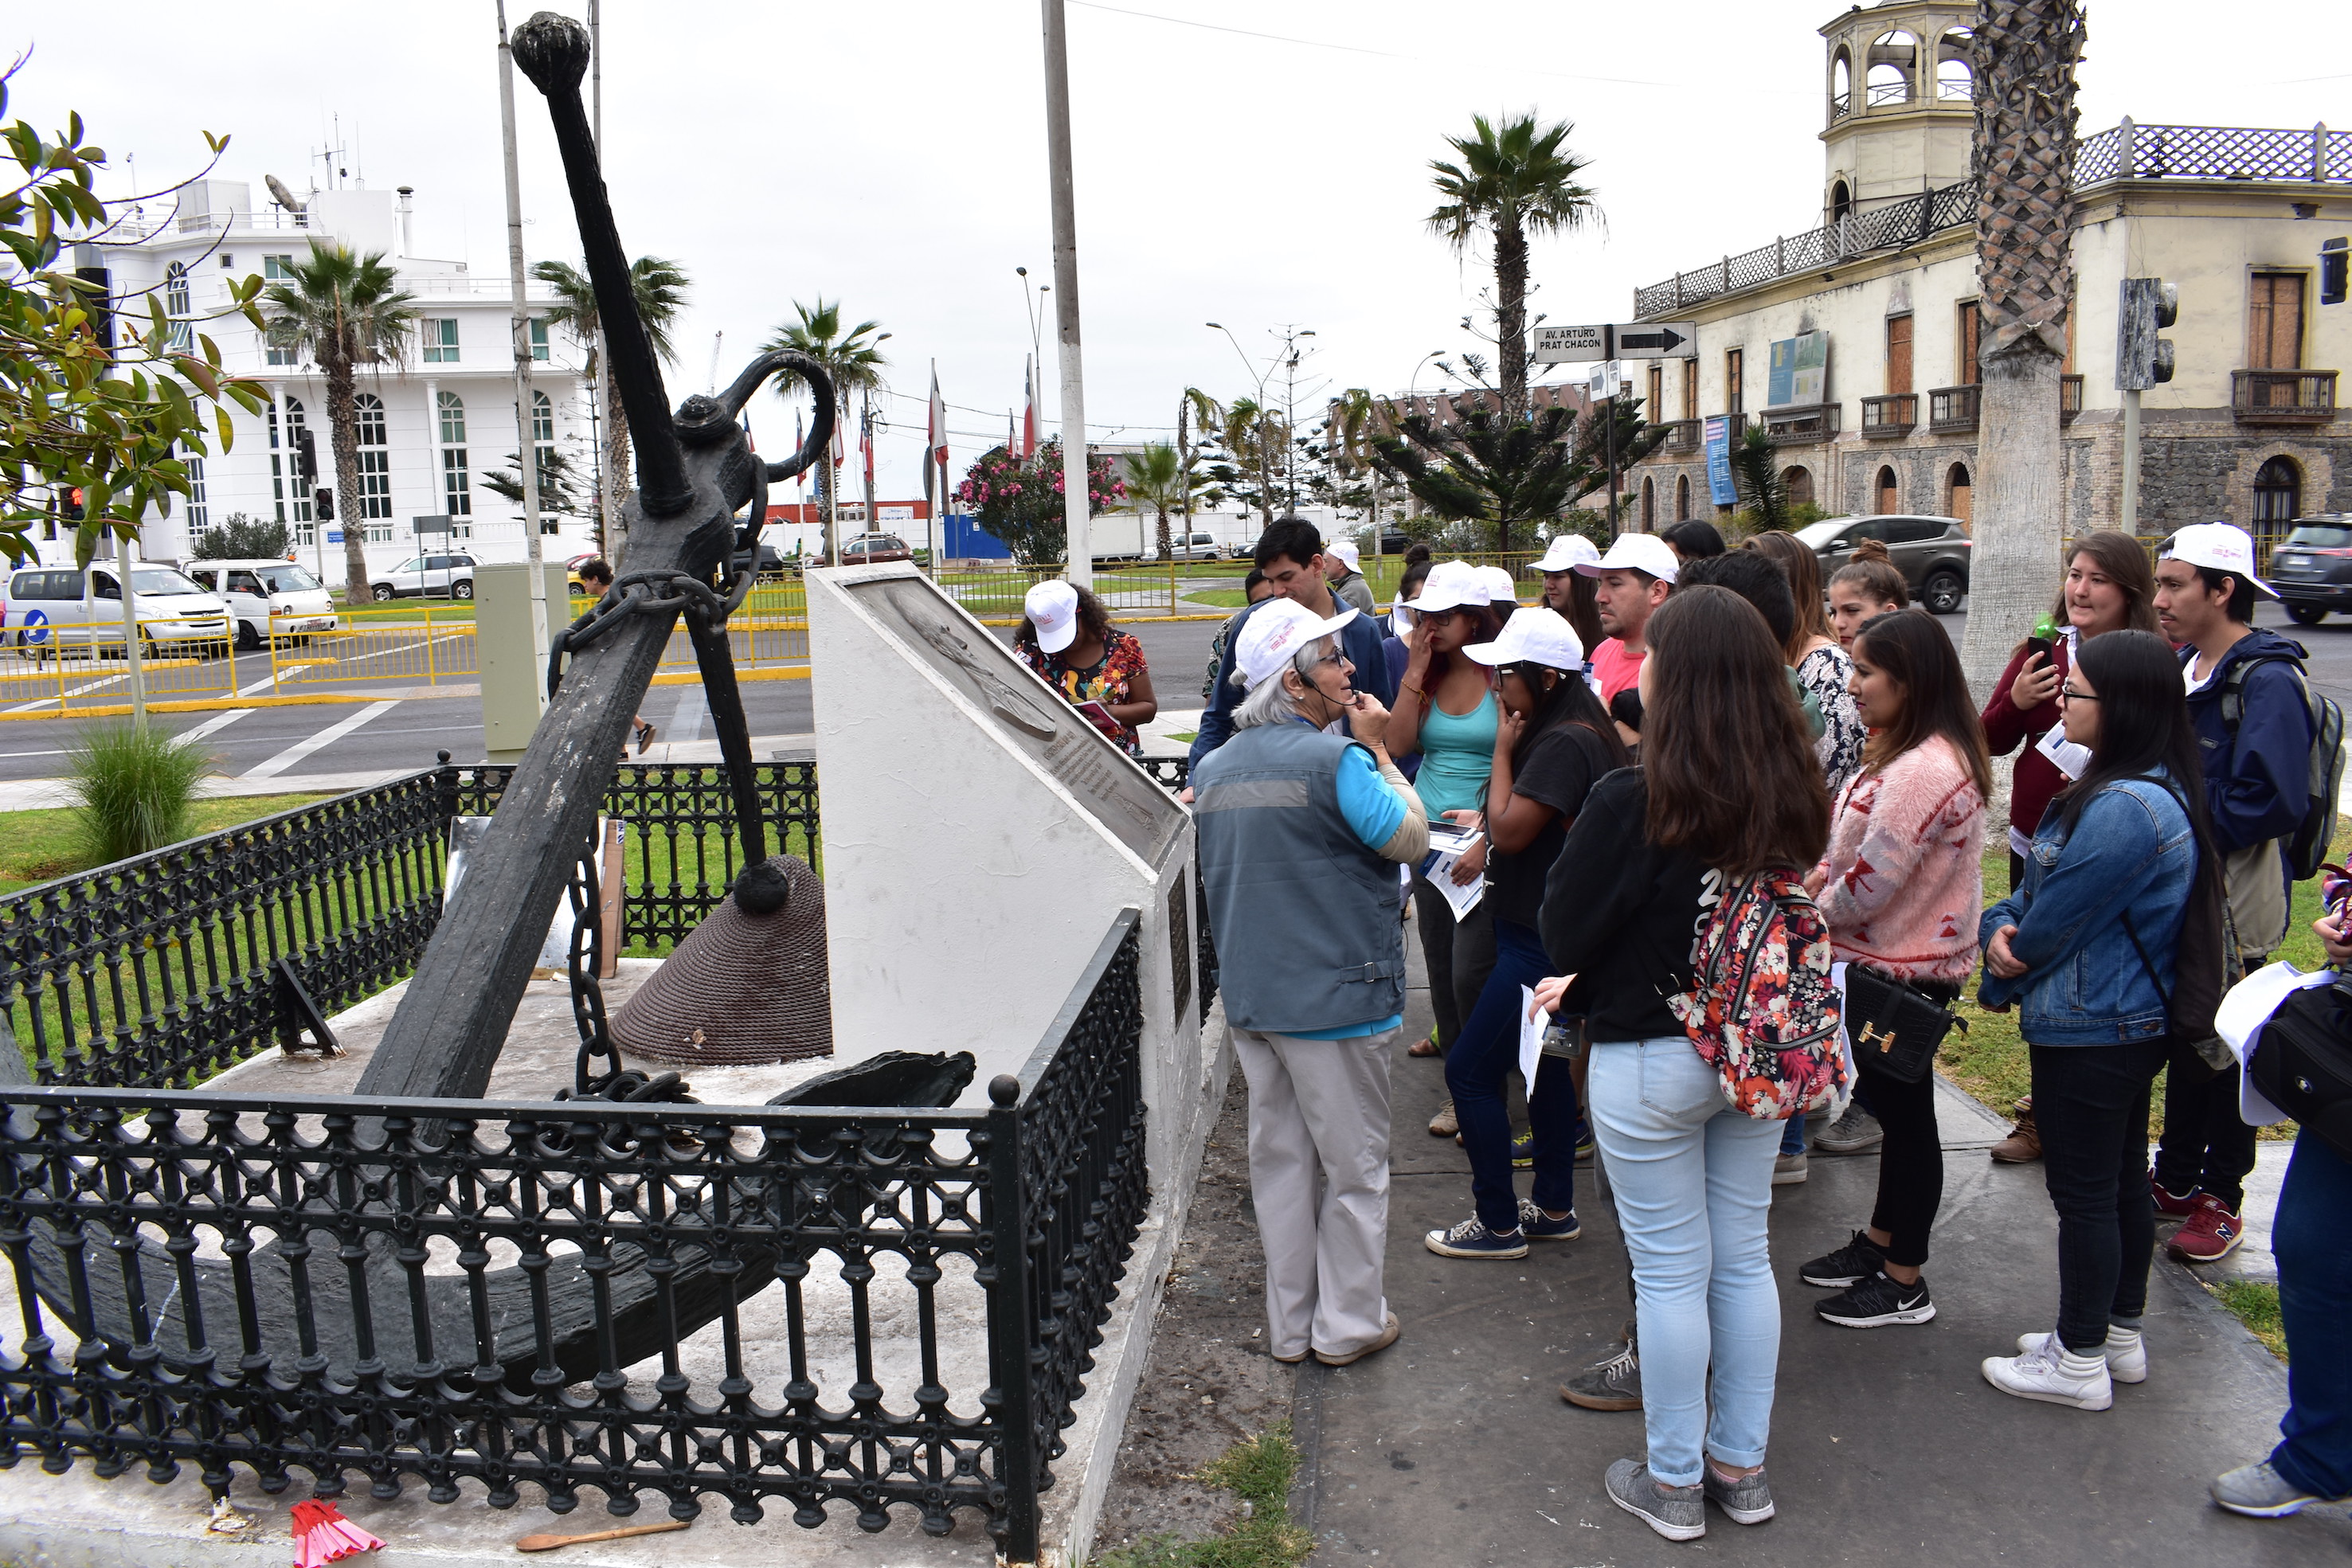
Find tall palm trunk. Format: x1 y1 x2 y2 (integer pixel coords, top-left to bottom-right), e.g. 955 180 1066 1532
1960 0 2084 705
323 352 370 604
1495 215 1529 426
599 343 632 566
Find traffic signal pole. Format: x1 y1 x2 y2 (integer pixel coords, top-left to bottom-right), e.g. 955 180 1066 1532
2120 388 2141 535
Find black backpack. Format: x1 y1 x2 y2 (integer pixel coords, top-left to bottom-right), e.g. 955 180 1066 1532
2218 651 2346 882
2248 972 2352 1162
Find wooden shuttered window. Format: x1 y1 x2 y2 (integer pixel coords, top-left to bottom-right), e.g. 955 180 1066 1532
2248 273 2305 370
1726 348 1744 413
1885 314 1913 395
1955 301 1981 385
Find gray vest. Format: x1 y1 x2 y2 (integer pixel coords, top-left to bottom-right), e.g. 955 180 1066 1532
1194 722 1407 1034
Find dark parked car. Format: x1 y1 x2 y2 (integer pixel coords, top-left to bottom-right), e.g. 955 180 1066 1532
2261 514 2352 625
731 542 787 578
1794 514 1973 615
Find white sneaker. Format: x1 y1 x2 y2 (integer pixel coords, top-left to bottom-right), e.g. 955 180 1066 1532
1982 1334 2113 1410
2016 1327 2147 1384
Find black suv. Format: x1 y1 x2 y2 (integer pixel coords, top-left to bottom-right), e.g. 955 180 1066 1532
2262 514 2352 625
1795 514 1973 615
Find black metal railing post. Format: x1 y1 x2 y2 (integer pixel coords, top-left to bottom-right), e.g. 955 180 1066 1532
980 1071 1039 1561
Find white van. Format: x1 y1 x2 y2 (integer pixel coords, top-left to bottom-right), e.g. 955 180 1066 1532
2 563 233 655
179 558 339 648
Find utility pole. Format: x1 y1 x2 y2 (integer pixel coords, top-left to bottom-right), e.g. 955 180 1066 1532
495 1 547 654
116 527 146 734
1039 0 1093 588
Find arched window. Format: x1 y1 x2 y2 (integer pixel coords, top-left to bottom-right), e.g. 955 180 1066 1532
1936 29 1974 100
354 391 393 540
1642 475 1656 530
437 391 472 525
2252 456 2303 552
530 389 554 446
1830 49 1853 119
1830 180 1853 222
1783 466 1814 508
163 261 191 349
1676 473 1691 522
1867 29 1917 104
268 398 315 534
1877 466 1900 515
1947 461 1972 527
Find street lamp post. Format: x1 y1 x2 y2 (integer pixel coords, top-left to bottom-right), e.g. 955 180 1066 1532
1207 322 1278 531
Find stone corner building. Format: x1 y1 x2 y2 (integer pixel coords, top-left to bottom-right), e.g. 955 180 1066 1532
1620 0 2348 550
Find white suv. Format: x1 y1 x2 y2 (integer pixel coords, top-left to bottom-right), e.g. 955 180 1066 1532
370 553 477 600
180 558 339 648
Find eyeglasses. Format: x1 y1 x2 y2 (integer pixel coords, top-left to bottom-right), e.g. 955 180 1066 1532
1419 607 1464 626
2059 685 2100 702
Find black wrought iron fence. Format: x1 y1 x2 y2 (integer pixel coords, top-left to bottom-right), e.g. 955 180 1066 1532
0 912 1147 1556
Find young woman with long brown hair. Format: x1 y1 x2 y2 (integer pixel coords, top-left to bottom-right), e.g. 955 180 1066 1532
1796 610 1990 1328
1535 585 1830 1540
1748 530 1865 799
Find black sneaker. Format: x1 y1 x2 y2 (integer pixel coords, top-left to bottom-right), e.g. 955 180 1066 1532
1799 1228 1885 1288
1816 1269 1936 1328
1560 1339 1642 1410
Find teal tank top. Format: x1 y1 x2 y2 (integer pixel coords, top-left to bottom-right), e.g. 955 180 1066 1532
1414 689 1497 818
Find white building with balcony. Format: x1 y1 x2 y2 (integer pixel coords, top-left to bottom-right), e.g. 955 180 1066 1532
1618 0 2349 546
53 178 600 580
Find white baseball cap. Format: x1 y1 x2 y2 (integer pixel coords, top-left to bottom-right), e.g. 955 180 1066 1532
1464 607 1586 672
1328 538 1361 570
1023 579 1082 653
1404 560 1491 614
2160 521 2280 599
1576 532 1681 585
1534 534 1601 574
1235 597 1360 690
1475 565 1520 607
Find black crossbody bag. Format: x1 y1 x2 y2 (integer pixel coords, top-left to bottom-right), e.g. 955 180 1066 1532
1841 967 1967 1085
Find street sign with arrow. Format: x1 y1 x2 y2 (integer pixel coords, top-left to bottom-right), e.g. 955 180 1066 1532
1610 322 1696 358
1531 322 1697 363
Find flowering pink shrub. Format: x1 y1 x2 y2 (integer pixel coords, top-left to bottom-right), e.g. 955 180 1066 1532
955 442 1124 565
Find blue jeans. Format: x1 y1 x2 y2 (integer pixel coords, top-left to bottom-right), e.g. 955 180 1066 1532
2271 1128 2352 1500
1588 1036 1783 1487
1444 918 1578 1234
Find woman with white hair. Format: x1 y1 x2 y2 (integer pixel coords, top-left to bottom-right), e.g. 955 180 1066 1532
1193 597 1430 1367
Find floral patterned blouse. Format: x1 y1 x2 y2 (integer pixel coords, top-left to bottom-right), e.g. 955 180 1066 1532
1798 642 1866 800
1020 628 1151 755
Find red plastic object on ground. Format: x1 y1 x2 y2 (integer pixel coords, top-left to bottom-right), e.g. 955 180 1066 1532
291 1500 383 1566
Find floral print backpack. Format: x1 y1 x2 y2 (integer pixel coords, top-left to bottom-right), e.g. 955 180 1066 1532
1668 868 1849 1120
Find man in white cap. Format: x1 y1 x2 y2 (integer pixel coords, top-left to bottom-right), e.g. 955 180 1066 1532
1324 536 1377 616
1192 596 1427 1367
1576 533 1680 703
2150 520 2318 1263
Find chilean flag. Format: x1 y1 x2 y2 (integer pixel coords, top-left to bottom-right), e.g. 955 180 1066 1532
792 410 805 491
1022 355 1038 459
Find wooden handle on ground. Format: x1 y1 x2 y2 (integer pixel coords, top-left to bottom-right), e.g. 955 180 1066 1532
514 1519 691 1552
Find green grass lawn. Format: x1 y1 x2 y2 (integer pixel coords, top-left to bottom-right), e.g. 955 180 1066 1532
0 792 335 897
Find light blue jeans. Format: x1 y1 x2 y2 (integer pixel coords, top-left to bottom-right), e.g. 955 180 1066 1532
1589 1036 1783 1487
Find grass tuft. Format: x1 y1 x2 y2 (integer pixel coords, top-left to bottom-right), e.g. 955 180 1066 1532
63 721 217 867
1091 1423 1313 1568
2207 1279 2287 1360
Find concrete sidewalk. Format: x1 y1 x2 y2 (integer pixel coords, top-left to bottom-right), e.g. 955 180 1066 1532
1278 937 2342 1565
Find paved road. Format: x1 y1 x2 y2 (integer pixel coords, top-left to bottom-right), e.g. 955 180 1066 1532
4 601 2342 796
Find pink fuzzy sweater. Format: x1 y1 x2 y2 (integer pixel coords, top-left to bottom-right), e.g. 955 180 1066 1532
1811 733 1986 984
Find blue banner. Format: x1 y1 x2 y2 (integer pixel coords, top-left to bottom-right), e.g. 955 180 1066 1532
1704 416 1738 506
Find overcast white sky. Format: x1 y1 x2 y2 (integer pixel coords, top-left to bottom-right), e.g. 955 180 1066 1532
15 1 2349 501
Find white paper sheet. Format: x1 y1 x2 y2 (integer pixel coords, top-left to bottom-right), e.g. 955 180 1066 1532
2033 721 2092 781
1518 986 1544 1086
1419 827 1485 922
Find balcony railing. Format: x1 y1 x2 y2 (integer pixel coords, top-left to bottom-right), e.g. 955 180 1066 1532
1928 384 1982 434
1861 393 1918 437
1761 403 1840 446
1653 418 1702 455
1634 122 2352 319
2232 369 2338 424
2062 373 2085 423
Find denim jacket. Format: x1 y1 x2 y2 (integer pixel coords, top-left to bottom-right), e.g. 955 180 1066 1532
1976 772 2195 1046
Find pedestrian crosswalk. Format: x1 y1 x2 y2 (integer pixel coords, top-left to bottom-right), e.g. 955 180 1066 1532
241 700 400 780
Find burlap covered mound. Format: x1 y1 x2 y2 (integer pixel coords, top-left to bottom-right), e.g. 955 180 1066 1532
611 854 833 1065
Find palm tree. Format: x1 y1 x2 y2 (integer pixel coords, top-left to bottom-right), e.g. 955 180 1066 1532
1120 444 1198 560
533 255 690 565
1427 113 1601 424
1959 1 2085 703
1205 396 1285 528
1177 385 1219 548
763 299 889 557
260 241 415 604
1329 387 1382 551
1728 425 1791 532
